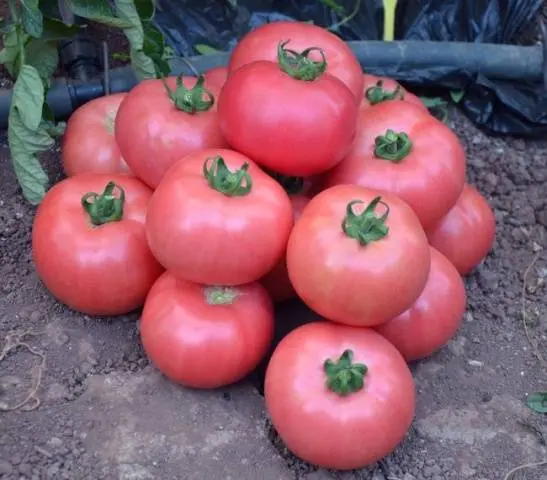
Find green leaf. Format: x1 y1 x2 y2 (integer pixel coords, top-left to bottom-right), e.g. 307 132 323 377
25 39 59 85
194 44 222 55
41 17 81 41
419 96 448 108
526 392 547 414
21 0 43 38
66 0 130 28
0 18 14 34
0 28 25 77
130 48 156 80
8 65 52 205
134 0 156 20
450 90 465 104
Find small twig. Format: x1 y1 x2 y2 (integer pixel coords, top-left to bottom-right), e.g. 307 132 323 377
328 0 362 32
503 460 547 480
0 330 46 412
521 249 545 365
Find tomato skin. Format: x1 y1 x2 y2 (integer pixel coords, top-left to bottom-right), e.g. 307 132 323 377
203 66 228 91
265 321 415 470
115 73 228 189
360 74 427 110
325 101 466 230
286 184 431 327
228 21 364 100
32 174 164 316
375 247 466 361
146 148 294 285
218 61 359 177
260 194 310 302
140 272 274 388
62 94 131 176
426 184 496 275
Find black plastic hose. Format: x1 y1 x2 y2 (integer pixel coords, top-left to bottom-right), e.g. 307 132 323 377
0 40 544 128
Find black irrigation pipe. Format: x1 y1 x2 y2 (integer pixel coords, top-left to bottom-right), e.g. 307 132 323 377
0 38 546 129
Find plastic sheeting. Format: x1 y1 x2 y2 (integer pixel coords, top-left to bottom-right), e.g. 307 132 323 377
153 0 546 136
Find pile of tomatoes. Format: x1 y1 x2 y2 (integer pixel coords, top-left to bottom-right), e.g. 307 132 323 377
31 21 496 471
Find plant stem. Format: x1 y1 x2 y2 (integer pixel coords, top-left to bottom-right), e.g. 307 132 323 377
383 0 398 42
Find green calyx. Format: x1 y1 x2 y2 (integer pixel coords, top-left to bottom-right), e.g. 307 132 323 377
203 156 252 196
342 197 390 246
374 129 413 162
163 74 215 113
81 181 125 226
324 350 368 396
204 286 240 305
277 40 327 81
365 80 405 105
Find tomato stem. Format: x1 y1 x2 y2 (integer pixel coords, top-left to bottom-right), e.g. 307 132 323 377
81 182 125 226
374 129 412 162
163 74 215 113
277 40 327 81
365 80 405 105
203 156 253 196
324 350 368 396
204 286 239 305
342 197 390 245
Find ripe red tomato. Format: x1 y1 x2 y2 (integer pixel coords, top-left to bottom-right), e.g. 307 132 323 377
219 43 359 177
203 66 228 91
115 72 228 188
287 184 431 326
265 321 415 470
146 148 294 285
228 21 364 100
261 192 310 302
325 101 466 230
360 74 427 111
32 174 163 315
62 94 131 176
375 247 467 361
426 184 496 275
140 272 274 388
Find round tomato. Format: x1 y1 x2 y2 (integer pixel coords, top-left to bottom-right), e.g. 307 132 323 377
426 184 496 275
360 74 427 111
140 272 274 388
287 184 431 326
325 101 466 230
228 21 364 100
115 72 227 188
265 321 415 470
146 148 294 285
62 94 131 176
375 247 467 361
203 66 228 91
32 174 163 315
219 43 358 177
261 191 310 302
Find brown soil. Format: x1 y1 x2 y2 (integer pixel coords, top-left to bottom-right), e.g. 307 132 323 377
0 10 546 480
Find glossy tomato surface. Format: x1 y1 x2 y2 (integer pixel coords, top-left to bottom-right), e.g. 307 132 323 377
218 60 358 177
140 272 274 388
146 148 294 285
287 184 431 326
228 21 364 99
265 322 415 470
326 101 466 230
62 94 131 176
426 184 496 275
115 73 227 188
261 194 310 302
375 247 467 361
32 174 163 315
360 74 426 110
203 66 228 91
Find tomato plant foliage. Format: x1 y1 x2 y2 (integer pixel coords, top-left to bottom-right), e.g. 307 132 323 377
0 0 170 204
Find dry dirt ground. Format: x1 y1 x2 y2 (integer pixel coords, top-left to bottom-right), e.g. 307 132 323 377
1 18 547 480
